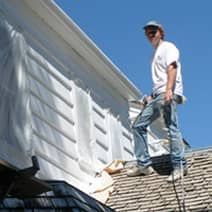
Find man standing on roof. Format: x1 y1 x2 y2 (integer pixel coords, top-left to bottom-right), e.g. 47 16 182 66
127 21 187 182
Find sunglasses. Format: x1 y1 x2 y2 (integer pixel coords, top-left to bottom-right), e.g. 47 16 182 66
145 29 158 37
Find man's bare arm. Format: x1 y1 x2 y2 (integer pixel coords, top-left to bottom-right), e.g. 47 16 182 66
165 62 177 102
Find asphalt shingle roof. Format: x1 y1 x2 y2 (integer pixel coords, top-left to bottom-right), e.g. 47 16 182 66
0 181 114 211
106 148 212 212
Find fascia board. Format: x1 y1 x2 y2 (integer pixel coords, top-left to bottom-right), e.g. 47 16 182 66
23 0 141 100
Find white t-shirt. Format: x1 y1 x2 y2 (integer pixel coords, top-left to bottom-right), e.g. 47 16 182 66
151 41 183 96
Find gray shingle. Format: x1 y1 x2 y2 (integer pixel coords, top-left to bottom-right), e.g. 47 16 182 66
106 148 212 211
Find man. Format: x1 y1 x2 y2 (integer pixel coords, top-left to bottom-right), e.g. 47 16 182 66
127 21 187 182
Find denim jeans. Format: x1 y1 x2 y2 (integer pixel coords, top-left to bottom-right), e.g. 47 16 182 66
132 93 186 168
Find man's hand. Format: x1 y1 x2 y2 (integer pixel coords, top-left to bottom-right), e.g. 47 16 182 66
145 95 153 104
142 95 152 105
165 89 173 103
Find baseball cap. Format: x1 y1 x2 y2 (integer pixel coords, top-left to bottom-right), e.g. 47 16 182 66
143 20 163 30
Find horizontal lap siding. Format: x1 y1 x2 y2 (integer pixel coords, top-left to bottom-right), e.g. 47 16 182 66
91 97 110 166
26 49 90 185
31 115 77 160
90 92 134 166
1 0 136 193
33 134 94 183
121 127 134 160
26 39 134 189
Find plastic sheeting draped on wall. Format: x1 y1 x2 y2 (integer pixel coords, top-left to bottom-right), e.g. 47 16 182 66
0 14 33 167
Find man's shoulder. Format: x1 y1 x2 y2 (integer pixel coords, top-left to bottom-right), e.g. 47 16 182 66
161 41 179 54
162 41 178 50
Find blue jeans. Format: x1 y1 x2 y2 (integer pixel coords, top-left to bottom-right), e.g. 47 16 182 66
132 93 186 168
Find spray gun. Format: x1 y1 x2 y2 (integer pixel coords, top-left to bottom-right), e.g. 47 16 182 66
129 94 150 107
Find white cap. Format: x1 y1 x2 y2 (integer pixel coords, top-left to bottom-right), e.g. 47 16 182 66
143 20 163 30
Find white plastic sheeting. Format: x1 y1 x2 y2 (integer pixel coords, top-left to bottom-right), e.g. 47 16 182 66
0 3 135 192
0 14 32 165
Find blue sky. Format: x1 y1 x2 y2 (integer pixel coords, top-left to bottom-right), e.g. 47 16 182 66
55 0 212 149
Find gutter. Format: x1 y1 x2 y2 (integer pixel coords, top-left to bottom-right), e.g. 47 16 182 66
24 0 142 100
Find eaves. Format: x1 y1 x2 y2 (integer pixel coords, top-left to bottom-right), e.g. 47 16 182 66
23 0 141 100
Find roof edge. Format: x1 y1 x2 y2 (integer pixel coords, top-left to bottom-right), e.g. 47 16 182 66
185 146 212 155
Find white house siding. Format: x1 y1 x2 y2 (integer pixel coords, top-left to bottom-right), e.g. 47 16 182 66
0 0 141 192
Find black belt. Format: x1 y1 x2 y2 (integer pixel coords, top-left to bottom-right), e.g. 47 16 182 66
151 92 161 98
151 93 184 104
